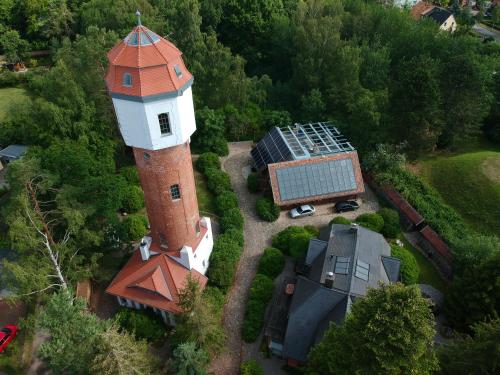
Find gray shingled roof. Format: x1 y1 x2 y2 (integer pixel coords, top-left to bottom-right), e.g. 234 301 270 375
281 224 401 362
282 277 347 362
276 158 358 201
0 145 28 160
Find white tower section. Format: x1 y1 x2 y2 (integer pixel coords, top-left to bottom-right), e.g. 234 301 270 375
112 86 196 151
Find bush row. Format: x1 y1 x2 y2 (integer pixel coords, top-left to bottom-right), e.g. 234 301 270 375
195 153 245 292
272 225 319 259
255 196 280 222
329 209 400 238
390 244 420 285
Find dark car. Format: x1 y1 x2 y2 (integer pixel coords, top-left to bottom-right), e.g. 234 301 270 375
334 200 360 213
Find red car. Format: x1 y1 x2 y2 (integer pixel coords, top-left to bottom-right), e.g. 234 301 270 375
0 324 18 353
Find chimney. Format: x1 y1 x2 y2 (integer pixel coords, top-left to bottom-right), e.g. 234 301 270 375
325 271 335 289
139 237 151 261
350 223 358 232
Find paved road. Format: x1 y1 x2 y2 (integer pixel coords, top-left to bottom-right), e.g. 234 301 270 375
473 23 500 41
209 142 378 375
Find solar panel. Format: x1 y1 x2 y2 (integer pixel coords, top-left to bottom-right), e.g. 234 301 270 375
250 127 292 171
276 158 358 201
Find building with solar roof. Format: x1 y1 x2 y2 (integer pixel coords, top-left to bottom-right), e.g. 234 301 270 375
265 223 401 366
251 122 365 207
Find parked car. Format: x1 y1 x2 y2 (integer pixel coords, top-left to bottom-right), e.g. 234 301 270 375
0 324 18 353
334 200 360 213
289 205 316 218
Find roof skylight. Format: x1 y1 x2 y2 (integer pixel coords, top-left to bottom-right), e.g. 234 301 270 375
355 259 370 281
334 256 350 274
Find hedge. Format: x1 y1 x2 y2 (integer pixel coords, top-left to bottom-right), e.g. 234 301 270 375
121 214 148 241
249 274 274 303
255 197 280 222
120 166 140 185
195 152 220 173
115 308 166 342
121 185 145 213
217 228 244 247
355 213 384 233
247 173 259 193
379 208 400 238
205 168 232 195
391 244 419 285
257 248 285 278
243 275 275 342
330 216 351 225
220 208 244 232
241 359 263 375
215 191 239 215
208 239 242 290
272 226 317 253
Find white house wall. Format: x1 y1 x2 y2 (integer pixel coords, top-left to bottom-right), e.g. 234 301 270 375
112 98 154 149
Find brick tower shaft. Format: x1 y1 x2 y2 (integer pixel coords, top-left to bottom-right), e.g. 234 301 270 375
133 142 200 254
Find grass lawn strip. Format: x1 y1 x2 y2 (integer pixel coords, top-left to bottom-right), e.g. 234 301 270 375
0 87 29 120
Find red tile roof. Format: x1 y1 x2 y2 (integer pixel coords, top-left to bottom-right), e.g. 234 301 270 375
105 25 193 98
106 250 207 314
411 1 435 20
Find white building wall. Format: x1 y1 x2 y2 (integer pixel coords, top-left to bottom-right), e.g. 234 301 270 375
112 87 196 151
169 216 213 275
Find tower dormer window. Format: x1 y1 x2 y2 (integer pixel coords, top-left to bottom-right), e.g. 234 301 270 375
158 113 171 135
170 184 181 200
122 73 132 87
174 65 183 78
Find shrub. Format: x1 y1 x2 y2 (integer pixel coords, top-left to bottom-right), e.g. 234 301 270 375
255 197 280 222
203 286 226 313
121 214 148 241
120 166 140 185
391 245 419 285
249 274 274 303
272 226 306 252
355 213 384 232
289 232 314 259
205 168 232 195
247 173 259 193
304 225 320 237
211 138 229 156
258 248 285 279
219 228 244 247
241 359 264 375
215 191 238 215
379 208 400 238
121 185 145 213
196 152 220 173
115 308 166 342
209 239 242 290
330 216 351 225
242 299 266 342
220 208 244 232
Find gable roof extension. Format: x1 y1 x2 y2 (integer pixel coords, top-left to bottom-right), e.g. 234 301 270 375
106 249 207 313
0 145 28 160
411 1 435 20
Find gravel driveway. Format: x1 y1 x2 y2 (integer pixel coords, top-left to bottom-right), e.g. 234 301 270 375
209 143 378 375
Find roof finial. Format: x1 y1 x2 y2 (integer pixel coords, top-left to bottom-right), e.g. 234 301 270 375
135 10 141 26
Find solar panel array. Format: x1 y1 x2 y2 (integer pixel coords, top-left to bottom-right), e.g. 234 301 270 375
251 127 292 170
276 158 357 201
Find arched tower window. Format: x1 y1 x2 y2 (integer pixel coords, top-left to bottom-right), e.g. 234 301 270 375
170 184 181 200
122 73 132 87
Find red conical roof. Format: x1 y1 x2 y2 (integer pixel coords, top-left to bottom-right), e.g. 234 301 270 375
105 25 193 99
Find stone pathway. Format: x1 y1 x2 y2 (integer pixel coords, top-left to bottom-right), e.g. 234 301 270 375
209 143 379 375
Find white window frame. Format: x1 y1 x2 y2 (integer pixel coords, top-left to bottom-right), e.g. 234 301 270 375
158 113 171 135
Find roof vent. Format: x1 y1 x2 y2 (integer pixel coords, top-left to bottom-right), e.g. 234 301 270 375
139 236 152 261
350 223 358 232
325 271 335 289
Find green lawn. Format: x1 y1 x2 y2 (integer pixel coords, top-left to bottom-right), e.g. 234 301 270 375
418 151 500 237
194 168 216 217
0 87 29 120
400 237 448 293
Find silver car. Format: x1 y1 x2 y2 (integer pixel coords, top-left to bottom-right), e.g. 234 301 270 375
289 204 316 218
